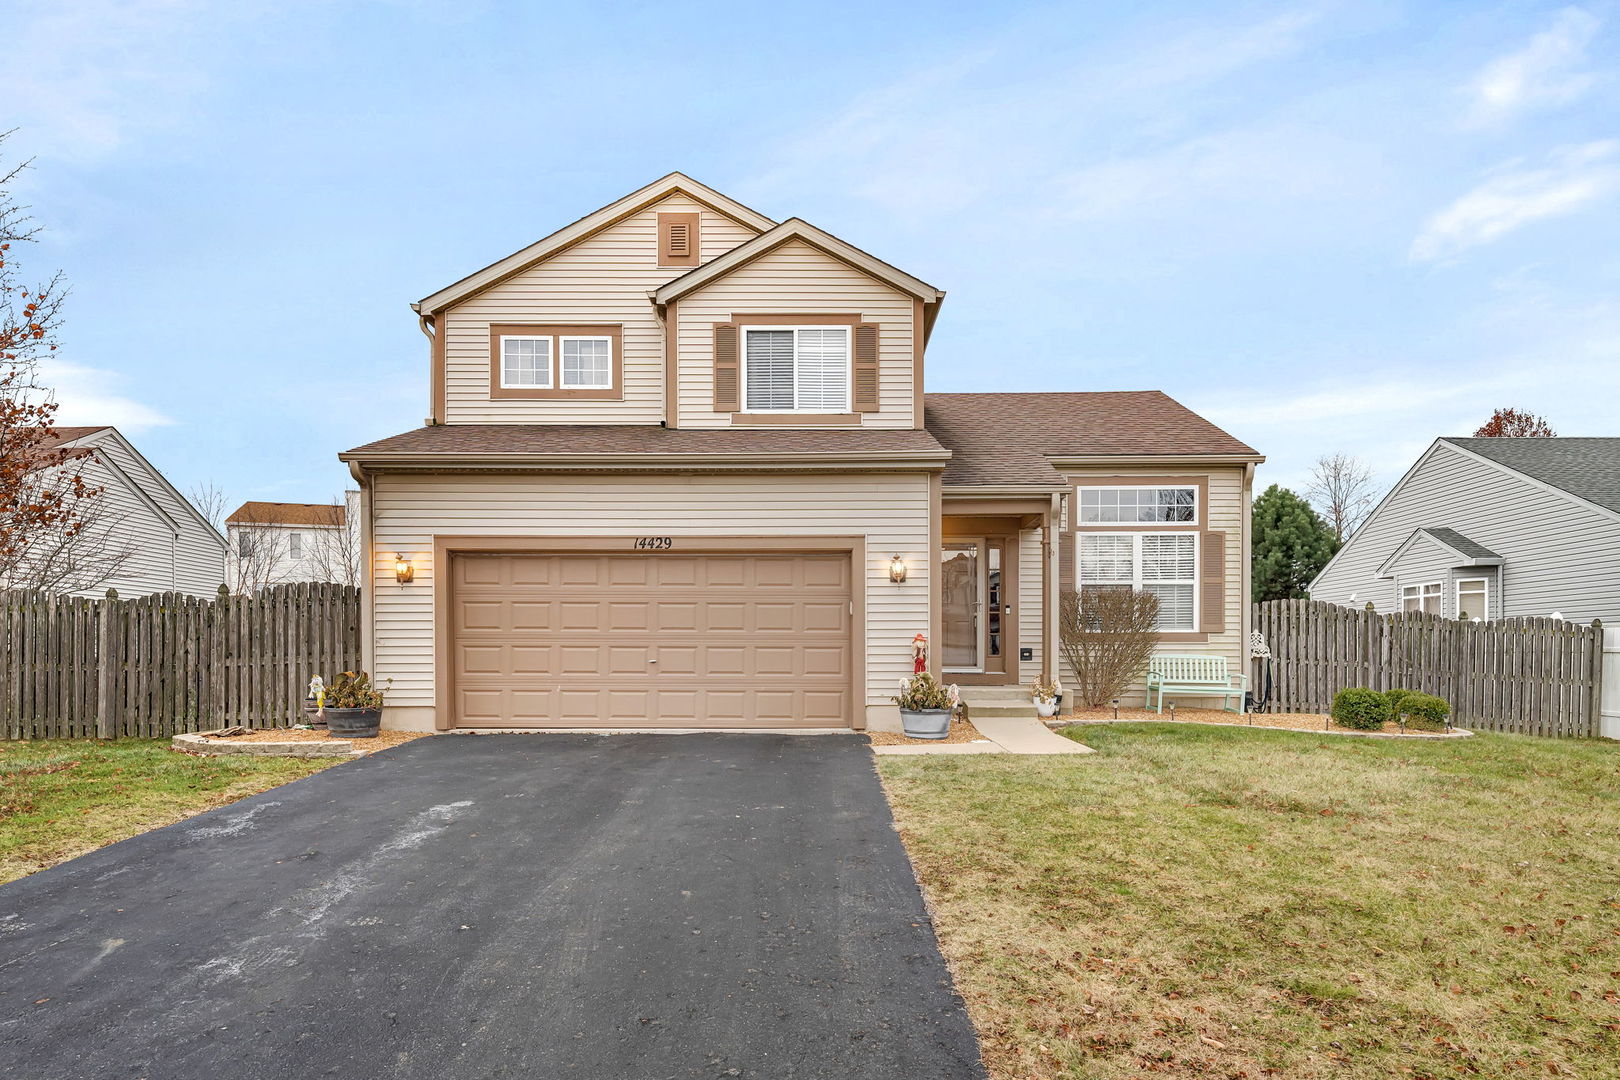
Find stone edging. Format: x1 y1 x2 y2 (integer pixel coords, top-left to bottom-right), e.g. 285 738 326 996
172 732 359 758
1057 718 1474 740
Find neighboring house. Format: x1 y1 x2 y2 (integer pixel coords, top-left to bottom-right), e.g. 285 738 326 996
9 425 227 598
225 492 362 590
1311 437 1620 624
339 173 1263 733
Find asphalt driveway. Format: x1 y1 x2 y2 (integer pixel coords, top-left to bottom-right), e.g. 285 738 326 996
0 734 986 1079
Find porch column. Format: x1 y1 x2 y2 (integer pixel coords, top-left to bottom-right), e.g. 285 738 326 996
1047 491 1061 685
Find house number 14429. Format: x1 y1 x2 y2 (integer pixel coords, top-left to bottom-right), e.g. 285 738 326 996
633 537 673 550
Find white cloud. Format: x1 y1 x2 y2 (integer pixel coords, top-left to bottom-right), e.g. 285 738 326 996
1468 7 1603 123
1409 141 1620 262
37 359 172 431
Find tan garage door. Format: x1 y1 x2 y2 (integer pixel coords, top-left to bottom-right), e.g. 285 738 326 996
451 552 853 729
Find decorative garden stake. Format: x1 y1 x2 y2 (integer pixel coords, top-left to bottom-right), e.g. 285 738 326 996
1111 698 1120 720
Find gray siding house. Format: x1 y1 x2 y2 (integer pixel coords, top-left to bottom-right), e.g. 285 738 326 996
1310 437 1620 625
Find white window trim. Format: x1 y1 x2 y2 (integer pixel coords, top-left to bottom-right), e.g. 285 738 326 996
1076 485 1200 527
1400 581 1442 614
1076 531 1199 632
1455 577 1490 621
557 334 615 390
499 334 554 389
739 325 852 414
289 532 302 558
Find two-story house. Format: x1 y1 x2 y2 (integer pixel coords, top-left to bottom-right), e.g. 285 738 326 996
1311 437 1620 623
340 174 1263 732
225 494 362 591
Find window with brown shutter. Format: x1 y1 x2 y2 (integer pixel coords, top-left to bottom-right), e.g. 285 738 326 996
658 212 700 268
1200 531 1226 633
853 323 880 412
713 323 739 412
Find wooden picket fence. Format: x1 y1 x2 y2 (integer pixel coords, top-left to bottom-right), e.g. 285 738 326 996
1253 598 1604 738
1 583 361 739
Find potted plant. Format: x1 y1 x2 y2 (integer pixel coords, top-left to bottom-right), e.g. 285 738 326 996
1030 676 1061 718
894 672 959 740
321 670 387 738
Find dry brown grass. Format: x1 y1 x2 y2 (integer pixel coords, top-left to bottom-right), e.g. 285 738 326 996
878 723 1620 1079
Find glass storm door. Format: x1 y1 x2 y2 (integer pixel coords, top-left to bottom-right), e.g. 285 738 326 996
941 539 1007 674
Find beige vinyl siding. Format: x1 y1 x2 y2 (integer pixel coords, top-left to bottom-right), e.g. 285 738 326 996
672 239 917 428
441 194 759 424
369 470 932 722
1310 442 1620 622
54 431 226 598
1018 526 1045 684
1061 466 1247 707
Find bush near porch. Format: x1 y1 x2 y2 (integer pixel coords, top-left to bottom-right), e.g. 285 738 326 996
877 724 1620 1080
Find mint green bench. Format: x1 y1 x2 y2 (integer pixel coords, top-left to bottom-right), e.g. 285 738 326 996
1145 655 1247 713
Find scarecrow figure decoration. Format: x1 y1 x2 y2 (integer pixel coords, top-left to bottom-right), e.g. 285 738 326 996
911 633 928 675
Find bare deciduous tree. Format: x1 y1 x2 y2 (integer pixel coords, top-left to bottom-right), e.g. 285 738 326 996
302 496 361 587
1305 453 1377 543
1058 587 1161 708
229 524 290 594
187 481 228 533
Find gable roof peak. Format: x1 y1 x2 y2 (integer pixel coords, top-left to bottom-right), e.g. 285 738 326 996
416 173 778 314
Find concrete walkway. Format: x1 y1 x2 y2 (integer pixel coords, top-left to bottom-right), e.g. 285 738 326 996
873 714 1095 756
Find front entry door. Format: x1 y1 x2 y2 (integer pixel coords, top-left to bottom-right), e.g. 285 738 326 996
941 539 1008 677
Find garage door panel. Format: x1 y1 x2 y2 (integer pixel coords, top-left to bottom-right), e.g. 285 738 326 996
452 553 852 729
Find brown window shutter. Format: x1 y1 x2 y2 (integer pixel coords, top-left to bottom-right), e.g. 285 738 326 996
658 212 700 267
1200 531 1226 633
853 323 880 412
713 323 739 412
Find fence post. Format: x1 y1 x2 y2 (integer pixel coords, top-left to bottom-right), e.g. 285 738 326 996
96 588 121 739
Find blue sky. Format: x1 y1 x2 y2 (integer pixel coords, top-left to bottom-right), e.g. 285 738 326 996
6 0 1619 511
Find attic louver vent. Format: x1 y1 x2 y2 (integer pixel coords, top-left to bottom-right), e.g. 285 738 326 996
659 212 700 267
667 222 689 256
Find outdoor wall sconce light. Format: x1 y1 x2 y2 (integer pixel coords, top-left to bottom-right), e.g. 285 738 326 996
394 554 415 584
888 554 908 583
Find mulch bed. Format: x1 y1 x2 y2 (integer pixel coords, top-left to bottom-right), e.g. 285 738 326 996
866 716 990 746
1058 706 1461 737
196 728 431 753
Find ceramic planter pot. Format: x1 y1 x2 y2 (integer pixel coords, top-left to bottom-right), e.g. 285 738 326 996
899 707 953 740
324 707 382 739
1034 699 1058 718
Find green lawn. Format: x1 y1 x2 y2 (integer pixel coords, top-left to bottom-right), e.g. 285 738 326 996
0 739 337 885
878 723 1620 1080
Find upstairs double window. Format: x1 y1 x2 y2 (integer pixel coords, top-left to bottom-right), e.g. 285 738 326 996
742 326 851 412
489 324 623 401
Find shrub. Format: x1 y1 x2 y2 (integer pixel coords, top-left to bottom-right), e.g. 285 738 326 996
895 672 958 712
1058 588 1161 707
1384 688 1415 712
1396 692 1450 730
1332 687 1393 730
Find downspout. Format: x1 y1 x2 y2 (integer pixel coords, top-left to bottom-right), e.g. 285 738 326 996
348 460 375 683
416 310 439 425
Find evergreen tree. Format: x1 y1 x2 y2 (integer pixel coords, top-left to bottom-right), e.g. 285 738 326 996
1251 484 1339 601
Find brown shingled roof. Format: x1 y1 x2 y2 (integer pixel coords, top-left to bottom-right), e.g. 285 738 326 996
38 426 111 450
343 425 949 458
227 501 346 527
924 391 1261 486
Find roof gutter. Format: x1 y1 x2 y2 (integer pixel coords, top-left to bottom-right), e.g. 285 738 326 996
337 449 953 472
1046 452 1266 468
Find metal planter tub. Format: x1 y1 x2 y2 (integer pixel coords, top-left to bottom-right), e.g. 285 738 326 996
899 707 953 740
324 707 382 739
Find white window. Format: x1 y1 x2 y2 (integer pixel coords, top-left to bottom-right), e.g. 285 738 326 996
1456 578 1489 621
500 336 552 388
1401 582 1441 614
1078 486 1198 525
238 532 255 558
560 336 612 389
742 327 850 412
289 533 302 558
1077 532 1198 631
